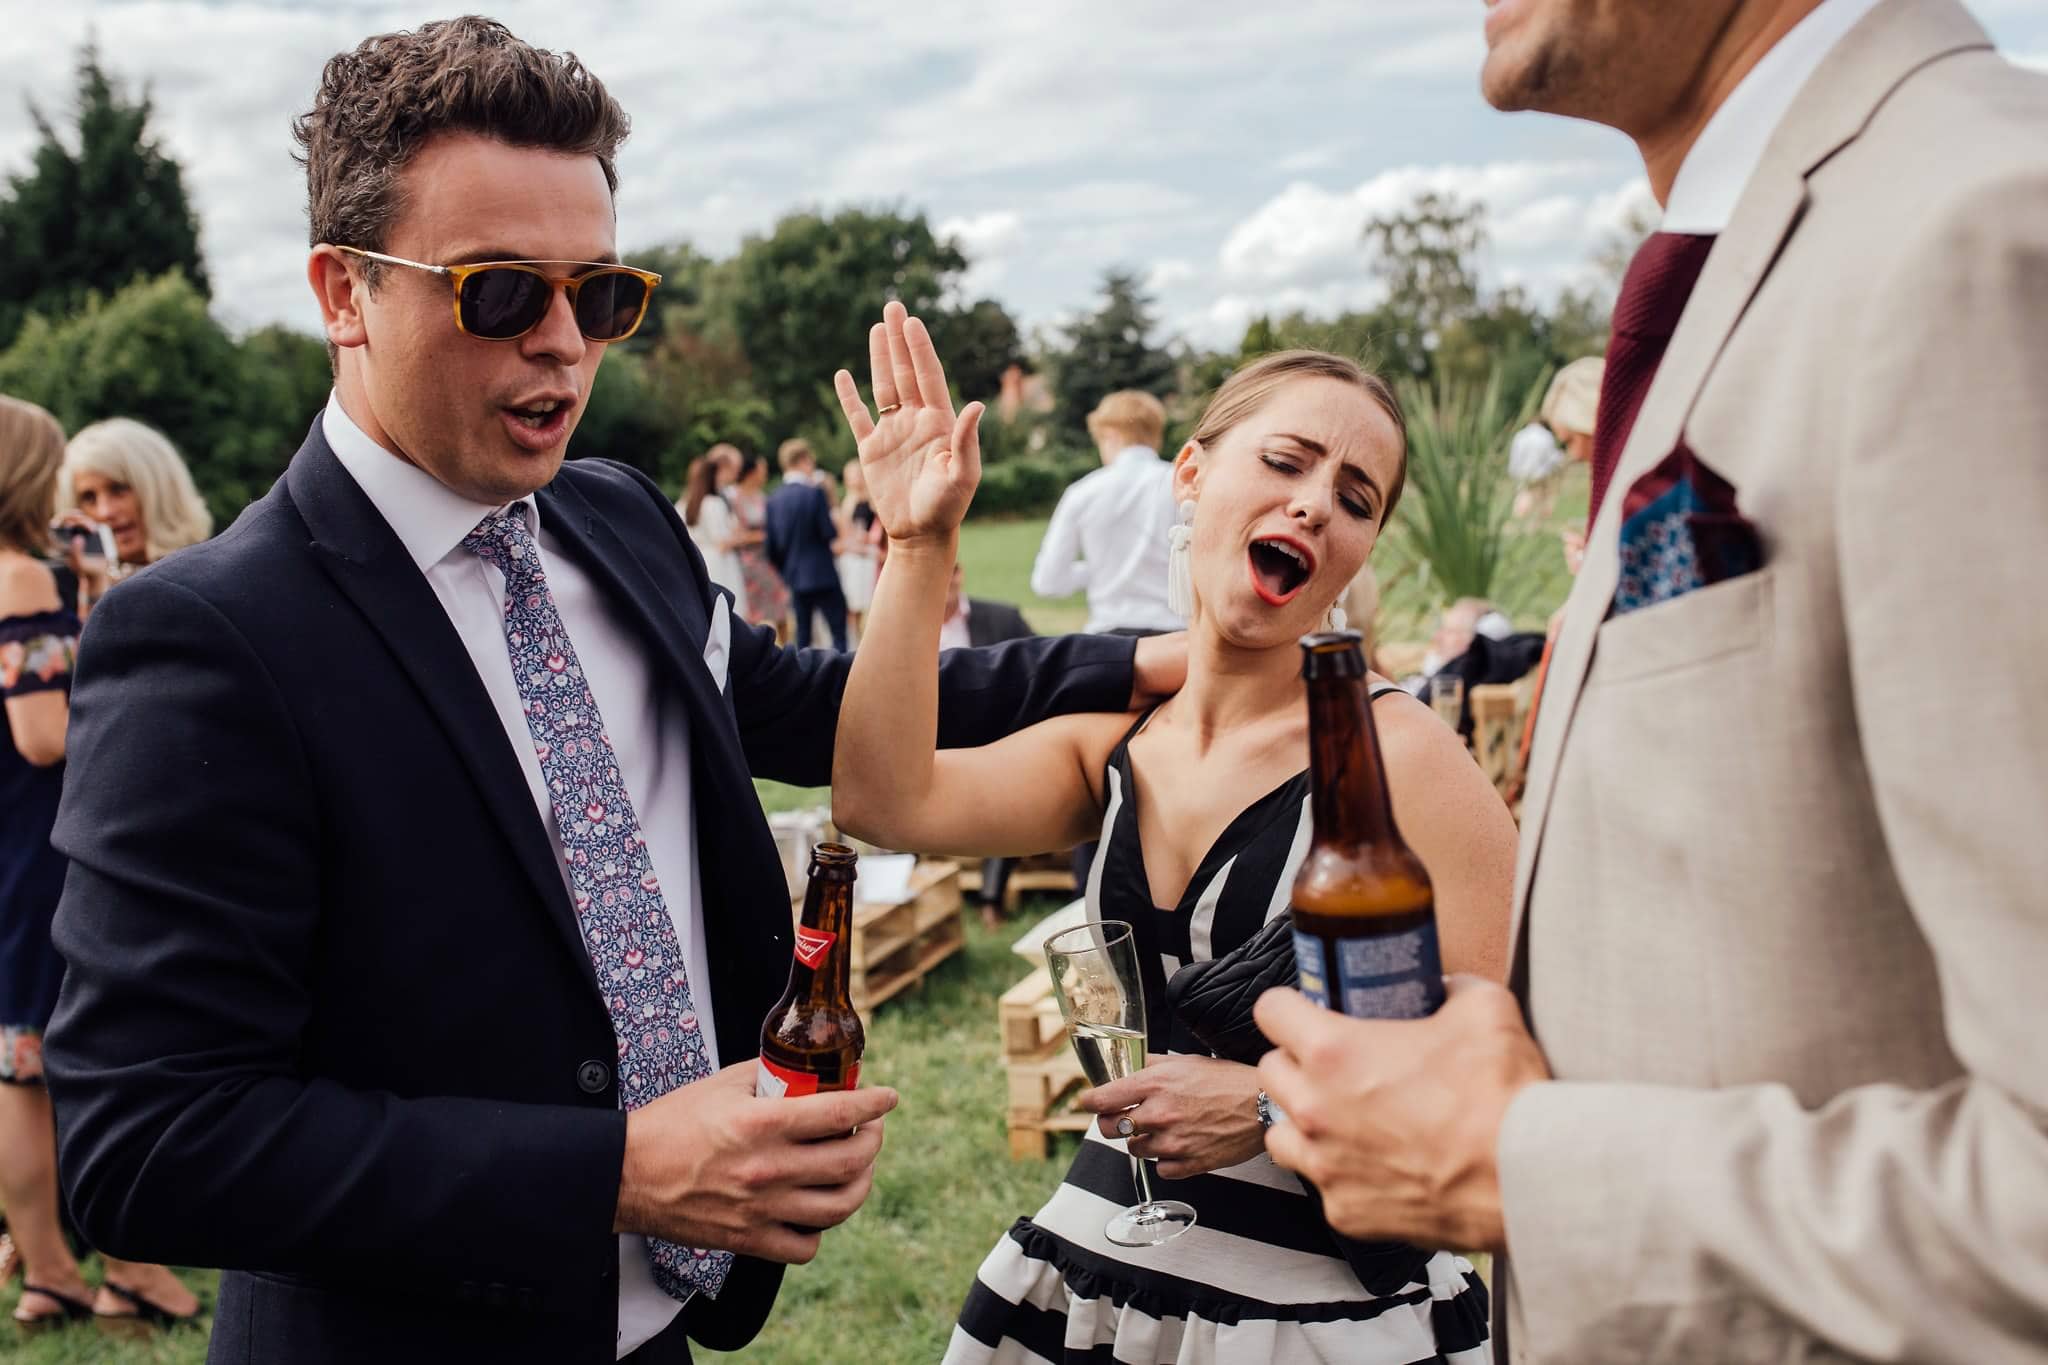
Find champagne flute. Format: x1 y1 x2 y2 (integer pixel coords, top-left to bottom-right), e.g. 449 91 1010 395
1044 919 1196 1247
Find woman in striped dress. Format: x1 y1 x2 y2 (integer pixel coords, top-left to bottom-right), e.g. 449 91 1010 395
829 309 1519 1364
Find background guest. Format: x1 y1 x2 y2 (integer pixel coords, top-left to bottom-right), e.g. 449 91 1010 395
836 459 879 643
1539 356 1604 571
679 454 745 607
61 418 213 573
0 396 197 1333
765 438 847 651
728 450 789 637
1029 389 1183 636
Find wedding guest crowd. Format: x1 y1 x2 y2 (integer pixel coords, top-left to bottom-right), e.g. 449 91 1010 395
1 399 202 1332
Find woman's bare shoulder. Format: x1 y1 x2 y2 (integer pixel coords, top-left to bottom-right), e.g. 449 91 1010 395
0 552 60 615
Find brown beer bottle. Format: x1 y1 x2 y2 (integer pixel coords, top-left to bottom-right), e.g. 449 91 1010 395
757 843 866 1096
1289 632 1445 1019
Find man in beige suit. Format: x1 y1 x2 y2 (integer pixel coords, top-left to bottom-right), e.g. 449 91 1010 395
1253 0 2048 1360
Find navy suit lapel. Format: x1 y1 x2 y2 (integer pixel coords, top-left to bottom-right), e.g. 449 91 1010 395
537 471 794 1050
283 424 601 1001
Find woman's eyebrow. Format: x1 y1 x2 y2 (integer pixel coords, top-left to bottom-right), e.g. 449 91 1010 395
1275 432 1383 500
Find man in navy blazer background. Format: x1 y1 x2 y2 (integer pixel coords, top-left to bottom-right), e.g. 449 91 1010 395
41 18 1174 1365
764 438 849 650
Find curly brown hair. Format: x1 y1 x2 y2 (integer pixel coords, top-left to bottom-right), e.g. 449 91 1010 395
293 15 630 281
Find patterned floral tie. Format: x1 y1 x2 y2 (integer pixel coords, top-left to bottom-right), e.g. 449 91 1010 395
465 505 733 1302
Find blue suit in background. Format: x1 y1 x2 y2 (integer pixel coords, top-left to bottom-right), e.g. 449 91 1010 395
764 479 847 650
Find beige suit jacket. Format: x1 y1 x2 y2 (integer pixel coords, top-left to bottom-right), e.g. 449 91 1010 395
1495 3 2048 1361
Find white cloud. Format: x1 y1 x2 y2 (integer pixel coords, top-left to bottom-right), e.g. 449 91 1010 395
1 0 2039 350
1144 259 1196 293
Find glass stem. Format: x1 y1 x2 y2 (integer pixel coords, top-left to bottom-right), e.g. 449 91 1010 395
1129 1150 1159 1210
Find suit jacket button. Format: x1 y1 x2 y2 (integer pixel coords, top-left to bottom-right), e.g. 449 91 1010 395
577 1060 611 1094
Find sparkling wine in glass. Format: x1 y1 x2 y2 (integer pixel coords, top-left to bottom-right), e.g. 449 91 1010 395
1044 919 1197 1247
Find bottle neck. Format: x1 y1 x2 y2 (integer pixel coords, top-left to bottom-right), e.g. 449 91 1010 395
790 873 856 1003
1305 672 1400 849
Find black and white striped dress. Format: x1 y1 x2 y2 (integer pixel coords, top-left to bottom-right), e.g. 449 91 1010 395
947 698 1490 1365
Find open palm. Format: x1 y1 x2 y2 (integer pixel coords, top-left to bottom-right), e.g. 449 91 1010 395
833 300 983 544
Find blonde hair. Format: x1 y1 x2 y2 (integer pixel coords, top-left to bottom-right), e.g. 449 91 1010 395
63 418 214 563
0 396 67 556
776 437 815 472
1086 390 1167 451
1190 350 1409 524
1540 356 1604 440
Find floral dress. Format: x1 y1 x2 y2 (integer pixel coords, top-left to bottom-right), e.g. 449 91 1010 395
0 563 80 1084
730 487 790 628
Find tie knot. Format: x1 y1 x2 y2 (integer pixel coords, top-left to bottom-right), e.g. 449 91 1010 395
463 503 542 580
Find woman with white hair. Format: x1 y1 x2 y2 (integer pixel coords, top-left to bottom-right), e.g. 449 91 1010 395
62 419 213 574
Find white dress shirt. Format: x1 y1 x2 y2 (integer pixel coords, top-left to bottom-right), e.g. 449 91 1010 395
1029 445 1184 634
1662 0 1886 234
322 394 703 1358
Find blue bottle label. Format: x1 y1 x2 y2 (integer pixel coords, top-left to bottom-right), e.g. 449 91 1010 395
1292 918 1445 1020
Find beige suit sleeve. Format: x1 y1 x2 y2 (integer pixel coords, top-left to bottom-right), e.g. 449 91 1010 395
1498 171 2048 1361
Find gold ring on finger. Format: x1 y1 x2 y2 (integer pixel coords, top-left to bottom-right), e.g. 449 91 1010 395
877 403 903 416
1116 1116 1136 1138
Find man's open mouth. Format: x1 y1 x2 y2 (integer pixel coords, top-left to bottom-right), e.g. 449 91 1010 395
507 398 568 431
1248 536 1314 605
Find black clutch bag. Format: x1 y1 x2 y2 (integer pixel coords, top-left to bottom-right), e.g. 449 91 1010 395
1166 913 1434 1298
1164 911 1294 1065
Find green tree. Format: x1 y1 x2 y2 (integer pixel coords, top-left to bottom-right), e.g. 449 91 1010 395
713 207 966 440
929 297 1022 406
1362 191 1485 363
0 273 328 525
0 43 209 351
1049 269 1175 439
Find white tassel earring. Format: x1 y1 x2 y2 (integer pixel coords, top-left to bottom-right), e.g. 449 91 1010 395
1165 499 1197 620
1326 602 1348 633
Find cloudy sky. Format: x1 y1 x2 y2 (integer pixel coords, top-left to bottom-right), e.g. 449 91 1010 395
3 0 2043 349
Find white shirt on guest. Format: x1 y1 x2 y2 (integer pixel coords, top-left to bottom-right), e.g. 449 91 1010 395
1029 445 1183 634
1661 0 1885 234
322 393 703 1359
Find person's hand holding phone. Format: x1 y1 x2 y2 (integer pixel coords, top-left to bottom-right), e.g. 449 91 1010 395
52 512 114 608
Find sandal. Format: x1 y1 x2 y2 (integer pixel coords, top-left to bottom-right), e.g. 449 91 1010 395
96 1279 201 1334
12 1282 96 1333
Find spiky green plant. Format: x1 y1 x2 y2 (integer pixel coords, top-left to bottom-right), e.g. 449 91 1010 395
1381 366 1560 625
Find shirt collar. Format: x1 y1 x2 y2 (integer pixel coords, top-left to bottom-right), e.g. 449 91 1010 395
321 391 541 572
1661 0 1884 234
1111 445 1160 468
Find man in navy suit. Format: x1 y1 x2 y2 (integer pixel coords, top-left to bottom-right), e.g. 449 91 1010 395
41 18 1170 1365
763 439 847 650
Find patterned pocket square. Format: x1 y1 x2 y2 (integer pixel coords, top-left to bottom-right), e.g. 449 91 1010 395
1612 440 1763 616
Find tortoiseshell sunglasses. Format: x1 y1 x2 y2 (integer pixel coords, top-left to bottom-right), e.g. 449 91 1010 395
332 246 662 342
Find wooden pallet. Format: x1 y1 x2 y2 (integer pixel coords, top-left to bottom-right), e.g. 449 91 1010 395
791 859 965 1012
956 854 1075 912
998 965 1096 1159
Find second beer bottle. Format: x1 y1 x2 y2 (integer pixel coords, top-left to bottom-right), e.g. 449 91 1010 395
1288 631 1445 1020
757 842 866 1096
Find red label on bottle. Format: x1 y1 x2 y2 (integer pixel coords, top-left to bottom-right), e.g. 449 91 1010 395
756 1054 859 1098
792 925 836 968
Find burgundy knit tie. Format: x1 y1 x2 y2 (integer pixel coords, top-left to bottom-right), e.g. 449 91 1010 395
1587 232 1717 528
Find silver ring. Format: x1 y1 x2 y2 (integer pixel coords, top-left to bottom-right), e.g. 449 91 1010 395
1116 1116 1135 1138
876 402 903 416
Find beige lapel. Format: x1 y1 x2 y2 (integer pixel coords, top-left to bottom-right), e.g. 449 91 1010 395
1505 0 1995 987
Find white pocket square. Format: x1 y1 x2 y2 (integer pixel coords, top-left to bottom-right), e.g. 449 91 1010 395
702 593 732 692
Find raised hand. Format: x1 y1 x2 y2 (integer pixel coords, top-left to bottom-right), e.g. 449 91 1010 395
833 300 982 545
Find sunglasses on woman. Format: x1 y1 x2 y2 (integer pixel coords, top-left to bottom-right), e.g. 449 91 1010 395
332 246 663 343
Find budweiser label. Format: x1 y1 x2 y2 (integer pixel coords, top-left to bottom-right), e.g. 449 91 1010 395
756 1053 859 1099
793 925 836 968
